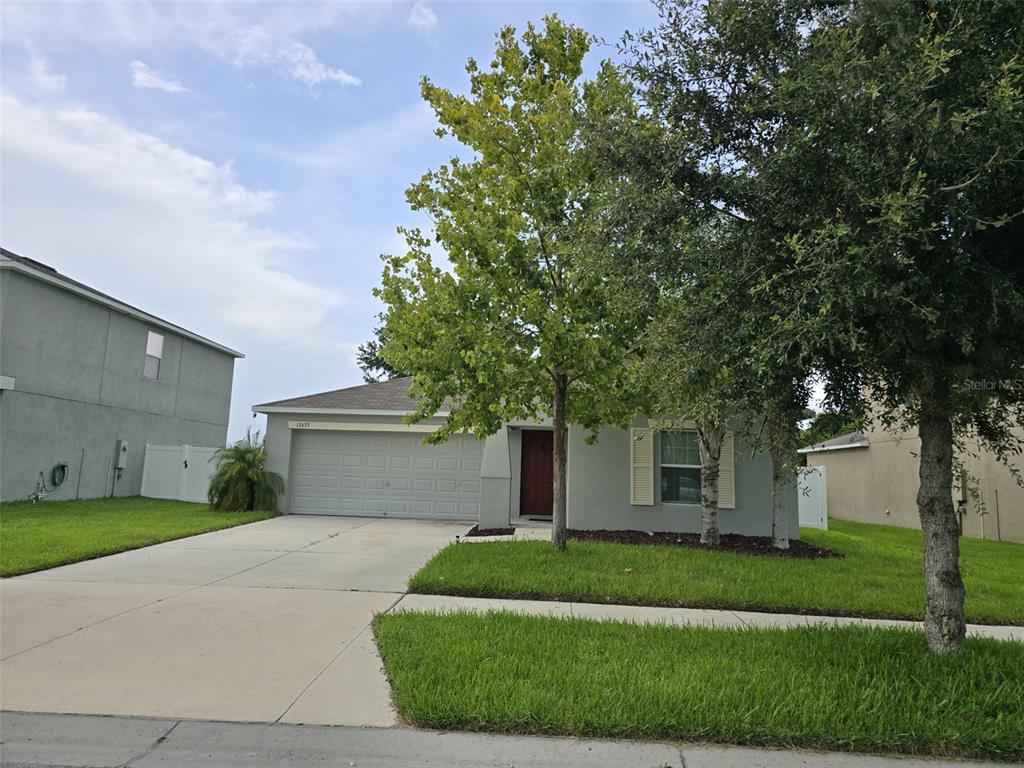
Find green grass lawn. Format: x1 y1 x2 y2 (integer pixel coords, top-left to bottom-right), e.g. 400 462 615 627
0 496 277 576
375 611 1024 761
409 519 1023 624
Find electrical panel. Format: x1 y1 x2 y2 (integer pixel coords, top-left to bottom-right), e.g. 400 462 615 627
115 439 129 469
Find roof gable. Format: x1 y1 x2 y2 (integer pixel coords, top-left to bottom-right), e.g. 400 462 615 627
1 248 243 358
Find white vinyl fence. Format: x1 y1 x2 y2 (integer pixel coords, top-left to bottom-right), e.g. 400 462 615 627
798 466 828 530
141 444 220 503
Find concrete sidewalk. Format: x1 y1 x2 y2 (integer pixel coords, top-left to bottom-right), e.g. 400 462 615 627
391 594 1024 642
0 711 1006 768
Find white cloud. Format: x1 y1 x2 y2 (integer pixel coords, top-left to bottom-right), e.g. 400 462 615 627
281 43 361 87
28 55 67 91
230 35 360 87
4 4 368 89
0 89 342 344
408 1 438 34
130 60 189 93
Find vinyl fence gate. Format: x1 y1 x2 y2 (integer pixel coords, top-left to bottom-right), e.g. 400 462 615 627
798 466 828 530
141 444 219 503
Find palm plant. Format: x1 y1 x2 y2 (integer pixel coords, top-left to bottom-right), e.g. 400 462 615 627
208 429 284 512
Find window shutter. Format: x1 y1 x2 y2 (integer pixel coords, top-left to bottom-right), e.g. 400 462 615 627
718 431 736 509
630 428 655 506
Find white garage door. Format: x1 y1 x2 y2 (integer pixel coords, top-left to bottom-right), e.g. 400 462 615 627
289 431 483 519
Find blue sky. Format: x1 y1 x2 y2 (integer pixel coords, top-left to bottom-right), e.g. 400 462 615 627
1 1 659 440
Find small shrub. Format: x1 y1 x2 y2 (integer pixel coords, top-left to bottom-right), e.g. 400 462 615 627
208 429 284 512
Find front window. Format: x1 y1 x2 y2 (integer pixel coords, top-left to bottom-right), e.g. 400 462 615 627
661 430 701 504
144 331 164 380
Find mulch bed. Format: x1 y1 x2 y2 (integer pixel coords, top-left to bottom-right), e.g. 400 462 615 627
567 529 842 559
464 525 517 537
464 524 841 558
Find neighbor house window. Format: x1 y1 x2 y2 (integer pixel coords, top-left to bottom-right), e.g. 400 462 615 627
144 331 163 380
661 430 701 504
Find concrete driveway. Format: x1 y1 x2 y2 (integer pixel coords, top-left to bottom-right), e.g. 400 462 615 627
0 516 468 726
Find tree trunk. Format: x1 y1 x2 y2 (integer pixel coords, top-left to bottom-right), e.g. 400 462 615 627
551 373 569 551
770 442 790 548
697 424 724 546
917 396 966 653
767 409 790 550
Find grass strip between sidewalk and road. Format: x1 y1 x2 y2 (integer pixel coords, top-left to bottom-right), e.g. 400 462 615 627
0 496 276 576
374 610 1024 762
408 519 1023 624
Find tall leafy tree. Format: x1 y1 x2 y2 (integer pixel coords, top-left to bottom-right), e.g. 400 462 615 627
357 323 406 383
631 224 753 547
594 26 810 551
589 70 811 549
378 17 645 550
799 408 864 450
630 0 1024 650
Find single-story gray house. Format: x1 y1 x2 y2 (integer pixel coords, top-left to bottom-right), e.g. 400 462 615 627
0 248 243 502
255 377 796 536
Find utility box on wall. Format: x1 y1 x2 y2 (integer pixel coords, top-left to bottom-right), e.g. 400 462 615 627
115 439 130 469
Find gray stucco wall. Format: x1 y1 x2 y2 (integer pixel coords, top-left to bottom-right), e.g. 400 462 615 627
483 418 797 537
0 270 236 502
563 421 799 538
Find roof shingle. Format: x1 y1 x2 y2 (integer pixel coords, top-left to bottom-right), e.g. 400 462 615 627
254 376 432 412
798 430 869 453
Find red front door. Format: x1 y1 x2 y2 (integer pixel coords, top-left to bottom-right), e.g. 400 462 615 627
520 430 554 518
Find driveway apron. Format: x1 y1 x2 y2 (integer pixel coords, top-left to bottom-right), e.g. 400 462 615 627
0 516 466 726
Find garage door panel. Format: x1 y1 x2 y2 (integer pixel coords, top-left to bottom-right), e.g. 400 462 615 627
306 434 337 451
294 451 317 467
290 430 482 520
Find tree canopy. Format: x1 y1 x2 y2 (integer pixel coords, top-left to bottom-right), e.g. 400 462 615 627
626 0 1024 650
378 16 646 549
356 324 406 383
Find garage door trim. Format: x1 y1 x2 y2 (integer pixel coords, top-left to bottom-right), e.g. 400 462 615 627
289 420 437 433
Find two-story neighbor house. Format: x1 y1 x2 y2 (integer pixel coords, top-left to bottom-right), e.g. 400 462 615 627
0 249 243 502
